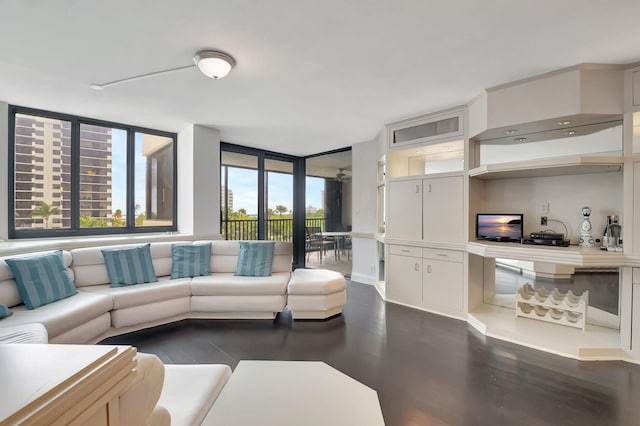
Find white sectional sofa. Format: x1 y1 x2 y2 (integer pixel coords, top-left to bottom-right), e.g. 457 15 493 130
0 239 295 425
0 240 293 344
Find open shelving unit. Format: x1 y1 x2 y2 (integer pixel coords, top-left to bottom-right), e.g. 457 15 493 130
468 155 623 180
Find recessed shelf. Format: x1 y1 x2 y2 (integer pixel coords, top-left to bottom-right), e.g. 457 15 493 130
468 155 623 180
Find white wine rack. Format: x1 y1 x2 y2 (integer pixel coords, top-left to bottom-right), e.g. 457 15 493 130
515 283 588 330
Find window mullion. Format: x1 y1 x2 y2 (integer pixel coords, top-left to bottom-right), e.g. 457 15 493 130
70 119 81 231
126 129 135 230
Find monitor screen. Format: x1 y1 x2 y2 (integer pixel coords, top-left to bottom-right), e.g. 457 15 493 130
476 214 523 242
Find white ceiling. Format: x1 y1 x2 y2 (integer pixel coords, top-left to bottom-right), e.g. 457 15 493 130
1 1 639 156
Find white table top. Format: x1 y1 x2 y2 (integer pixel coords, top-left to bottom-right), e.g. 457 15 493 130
203 360 385 426
316 231 351 237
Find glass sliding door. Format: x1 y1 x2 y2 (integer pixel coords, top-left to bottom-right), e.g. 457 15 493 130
305 149 352 274
220 150 259 240
265 158 293 241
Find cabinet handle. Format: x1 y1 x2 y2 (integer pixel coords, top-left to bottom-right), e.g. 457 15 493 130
401 249 410 253
415 184 420 194
427 264 432 273
437 253 448 257
427 183 432 193
415 263 419 271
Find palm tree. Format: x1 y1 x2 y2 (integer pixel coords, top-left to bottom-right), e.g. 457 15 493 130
275 205 288 217
30 201 60 229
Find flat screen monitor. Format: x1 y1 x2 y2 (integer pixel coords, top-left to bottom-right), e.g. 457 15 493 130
476 213 523 242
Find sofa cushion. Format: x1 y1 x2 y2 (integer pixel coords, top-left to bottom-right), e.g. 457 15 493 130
102 244 158 287
0 290 113 339
0 303 13 319
191 272 290 296
5 251 78 310
205 241 293 274
80 276 191 310
171 243 211 279
71 242 183 287
235 241 275 277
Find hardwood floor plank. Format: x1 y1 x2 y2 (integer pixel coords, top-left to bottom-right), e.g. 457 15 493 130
101 282 640 426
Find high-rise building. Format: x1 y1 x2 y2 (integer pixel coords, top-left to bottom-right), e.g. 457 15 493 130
221 186 234 212
14 114 112 229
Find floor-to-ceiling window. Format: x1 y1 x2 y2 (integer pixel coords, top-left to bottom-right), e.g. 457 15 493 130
305 149 352 275
220 143 351 271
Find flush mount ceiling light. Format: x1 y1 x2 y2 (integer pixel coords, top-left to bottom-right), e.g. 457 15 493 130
193 51 235 79
90 49 235 90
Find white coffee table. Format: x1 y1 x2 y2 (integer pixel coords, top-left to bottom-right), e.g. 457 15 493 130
202 360 385 426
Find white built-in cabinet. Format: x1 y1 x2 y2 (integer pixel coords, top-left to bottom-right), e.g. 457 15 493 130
384 108 467 318
423 176 464 242
387 245 422 305
387 245 464 319
386 175 464 242
387 179 422 241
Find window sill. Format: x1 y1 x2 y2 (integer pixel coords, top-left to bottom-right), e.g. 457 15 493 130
0 232 219 257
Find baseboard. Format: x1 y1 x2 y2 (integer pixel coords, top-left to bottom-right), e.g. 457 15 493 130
349 273 376 286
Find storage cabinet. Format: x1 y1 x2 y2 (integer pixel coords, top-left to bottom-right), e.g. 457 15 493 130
387 179 422 241
423 176 464 242
387 244 465 319
387 176 464 242
422 249 464 317
387 246 422 305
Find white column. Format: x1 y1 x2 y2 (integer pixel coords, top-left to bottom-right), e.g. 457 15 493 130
177 124 221 238
350 138 379 285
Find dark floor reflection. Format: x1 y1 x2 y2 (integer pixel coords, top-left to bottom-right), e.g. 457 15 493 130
102 281 640 426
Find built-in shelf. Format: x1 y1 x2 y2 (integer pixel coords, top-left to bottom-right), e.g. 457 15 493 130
468 155 623 180
468 304 623 361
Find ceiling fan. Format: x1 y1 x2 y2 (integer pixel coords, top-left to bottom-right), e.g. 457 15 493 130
335 169 351 182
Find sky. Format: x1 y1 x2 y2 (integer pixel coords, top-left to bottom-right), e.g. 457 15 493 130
111 129 146 214
112 131 325 217
224 167 324 215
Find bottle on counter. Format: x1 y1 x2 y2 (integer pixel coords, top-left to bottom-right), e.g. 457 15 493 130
603 215 622 251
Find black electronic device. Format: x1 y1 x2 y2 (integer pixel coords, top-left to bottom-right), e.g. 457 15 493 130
476 213 523 242
529 232 564 240
521 238 570 247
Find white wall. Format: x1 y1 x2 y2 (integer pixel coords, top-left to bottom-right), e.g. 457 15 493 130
350 135 380 285
177 124 221 238
481 171 624 243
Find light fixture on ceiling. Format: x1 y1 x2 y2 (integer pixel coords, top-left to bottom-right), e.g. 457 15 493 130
193 51 235 79
90 49 235 90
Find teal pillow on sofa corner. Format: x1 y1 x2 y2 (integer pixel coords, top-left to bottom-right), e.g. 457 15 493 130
235 241 275 277
171 243 212 279
5 251 78 310
0 303 13 319
101 243 158 287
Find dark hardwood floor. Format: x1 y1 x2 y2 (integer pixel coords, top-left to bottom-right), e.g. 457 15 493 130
101 282 640 426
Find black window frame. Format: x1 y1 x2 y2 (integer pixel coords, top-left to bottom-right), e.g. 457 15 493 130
8 105 178 239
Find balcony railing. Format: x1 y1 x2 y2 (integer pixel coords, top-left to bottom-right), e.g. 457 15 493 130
221 217 326 241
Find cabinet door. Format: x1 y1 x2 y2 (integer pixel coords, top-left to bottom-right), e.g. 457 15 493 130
387 254 422 306
422 258 464 317
423 176 464 242
387 179 422 240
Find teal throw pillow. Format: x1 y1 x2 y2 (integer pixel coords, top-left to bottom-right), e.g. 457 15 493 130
171 243 212 279
5 251 78 310
235 241 275 277
0 303 13 319
101 243 158 287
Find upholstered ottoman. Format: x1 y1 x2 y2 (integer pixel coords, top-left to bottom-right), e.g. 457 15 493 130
287 269 347 319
